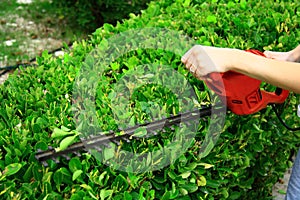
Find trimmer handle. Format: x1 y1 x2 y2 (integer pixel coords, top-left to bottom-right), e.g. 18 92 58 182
205 49 289 115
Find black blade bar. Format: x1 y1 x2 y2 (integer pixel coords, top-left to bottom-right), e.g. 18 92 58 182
35 104 214 163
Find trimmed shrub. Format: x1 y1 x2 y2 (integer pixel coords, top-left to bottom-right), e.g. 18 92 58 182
52 0 151 32
0 0 300 199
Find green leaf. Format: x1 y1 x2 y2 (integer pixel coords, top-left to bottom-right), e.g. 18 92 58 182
112 174 129 191
42 171 53 183
140 74 155 79
72 170 83 181
100 189 113 200
199 163 214 169
227 1 235 8
229 191 241 200
98 171 109 186
183 0 191 7
240 0 247 10
69 158 82 173
35 141 48 151
161 191 170 200
220 188 229 198
80 184 92 191
51 128 73 138
103 145 115 160
124 191 133 200
181 183 198 193
23 164 33 182
180 171 191 179
132 127 148 138
33 124 41 133
206 179 220 188
3 163 22 177
53 167 72 188
206 15 217 23
197 176 206 186
198 141 213 159
61 126 71 132
168 170 177 180
111 62 120 71
59 135 77 151
125 56 139 70
179 188 188 196
252 142 264 152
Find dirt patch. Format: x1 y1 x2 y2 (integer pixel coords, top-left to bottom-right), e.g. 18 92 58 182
0 0 83 83
0 0 83 67
1 14 64 61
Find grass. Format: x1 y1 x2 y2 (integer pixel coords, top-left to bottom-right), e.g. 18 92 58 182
0 0 87 67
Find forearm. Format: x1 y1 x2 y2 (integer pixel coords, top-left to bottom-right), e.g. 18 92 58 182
231 50 300 94
291 45 300 62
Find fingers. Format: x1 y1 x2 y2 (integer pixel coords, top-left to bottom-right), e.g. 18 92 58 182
190 63 206 80
181 46 201 75
181 48 194 71
181 45 217 80
182 53 205 79
181 46 194 64
263 50 292 61
194 73 213 83
182 56 197 74
181 54 188 63
263 50 278 59
189 64 196 73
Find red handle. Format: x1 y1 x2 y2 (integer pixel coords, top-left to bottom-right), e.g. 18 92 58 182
205 49 289 115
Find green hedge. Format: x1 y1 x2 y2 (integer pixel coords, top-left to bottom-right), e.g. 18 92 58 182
52 0 151 32
1 0 300 199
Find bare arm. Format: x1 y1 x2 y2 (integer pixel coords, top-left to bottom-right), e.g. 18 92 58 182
264 44 300 62
232 49 300 94
181 45 300 94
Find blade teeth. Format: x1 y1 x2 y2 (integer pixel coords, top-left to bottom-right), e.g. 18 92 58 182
87 148 93 154
89 134 97 138
123 137 130 143
48 146 54 150
94 146 102 152
103 143 111 148
151 131 158 136
62 154 71 160
74 152 81 157
185 121 191 126
112 139 120 146
42 161 48 167
52 157 60 164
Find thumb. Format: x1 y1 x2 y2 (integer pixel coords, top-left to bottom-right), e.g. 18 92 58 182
263 50 273 59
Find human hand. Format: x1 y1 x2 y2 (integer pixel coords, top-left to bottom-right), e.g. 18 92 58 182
181 45 234 81
264 49 297 62
264 44 300 63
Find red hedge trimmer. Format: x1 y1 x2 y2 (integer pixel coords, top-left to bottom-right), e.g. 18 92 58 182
206 49 289 115
35 50 298 166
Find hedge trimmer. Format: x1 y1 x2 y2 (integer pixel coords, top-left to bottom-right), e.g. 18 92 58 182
35 50 296 166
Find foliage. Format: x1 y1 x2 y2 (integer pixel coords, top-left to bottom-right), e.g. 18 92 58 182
52 0 152 32
1 0 300 199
